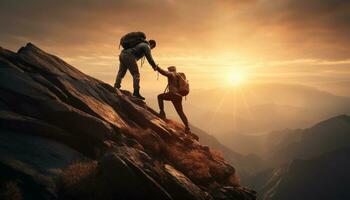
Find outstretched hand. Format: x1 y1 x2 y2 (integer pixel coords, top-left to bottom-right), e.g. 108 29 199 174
153 65 159 71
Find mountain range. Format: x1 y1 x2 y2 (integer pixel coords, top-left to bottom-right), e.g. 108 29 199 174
245 115 350 199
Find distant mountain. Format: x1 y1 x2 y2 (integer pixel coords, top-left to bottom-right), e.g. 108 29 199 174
224 115 350 163
216 129 303 156
173 84 350 137
268 115 350 164
0 43 256 200
260 147 350 200
243 115 350 199
189 103 313 137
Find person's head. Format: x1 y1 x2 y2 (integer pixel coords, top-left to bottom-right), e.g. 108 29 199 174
168 66 177 72
149 40 156 49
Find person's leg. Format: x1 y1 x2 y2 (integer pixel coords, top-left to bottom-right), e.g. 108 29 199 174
171 94 189 131
126 55 140 91
158 94 165 111
157 92 173 119
114 54 128 89
127 56 144 99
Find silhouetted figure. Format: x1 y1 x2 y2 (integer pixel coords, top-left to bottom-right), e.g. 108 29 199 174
115 32 157 100
156 66 190 133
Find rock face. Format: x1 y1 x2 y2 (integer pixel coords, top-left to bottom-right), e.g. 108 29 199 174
0 43 256 200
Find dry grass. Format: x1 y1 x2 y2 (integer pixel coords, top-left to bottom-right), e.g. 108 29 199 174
60 161 98 189
165 145 233 185
0 181 22 200
57 161 105 199
122 127 167 156
170 148 211 181
210 149 225 162
228 173 241 186
121 126 237 187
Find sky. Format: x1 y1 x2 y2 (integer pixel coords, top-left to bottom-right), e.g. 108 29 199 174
1 0 350 96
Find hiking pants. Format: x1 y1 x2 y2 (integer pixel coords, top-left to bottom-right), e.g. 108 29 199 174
158 92 189 127
114 52 140 91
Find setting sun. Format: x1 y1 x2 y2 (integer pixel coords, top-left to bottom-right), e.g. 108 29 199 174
227 71 246 86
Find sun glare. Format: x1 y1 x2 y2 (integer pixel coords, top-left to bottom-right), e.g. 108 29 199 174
227 71 246 86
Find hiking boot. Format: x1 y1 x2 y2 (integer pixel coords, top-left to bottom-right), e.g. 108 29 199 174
114 83 121 89
185 126 191 133
133 90 145 100
133 93 145 100
184 126 199 141
159 110 166 119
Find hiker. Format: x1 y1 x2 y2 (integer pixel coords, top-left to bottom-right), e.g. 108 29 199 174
114 32 158 100
156 65 191 133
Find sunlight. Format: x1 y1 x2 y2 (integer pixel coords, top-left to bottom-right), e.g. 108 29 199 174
227 71 246 86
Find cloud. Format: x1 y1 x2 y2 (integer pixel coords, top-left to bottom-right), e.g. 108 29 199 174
0 0 223 52
0 0 349 62
239 0 350 59
0 1 162 43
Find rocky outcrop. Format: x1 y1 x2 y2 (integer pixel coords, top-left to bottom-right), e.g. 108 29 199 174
0 43 256 200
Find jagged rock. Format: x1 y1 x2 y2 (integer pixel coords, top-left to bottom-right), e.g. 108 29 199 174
97 152 173 200
163 164 213 200
0 43 256 200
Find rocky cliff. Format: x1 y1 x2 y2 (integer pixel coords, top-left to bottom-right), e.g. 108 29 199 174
0 43 256 200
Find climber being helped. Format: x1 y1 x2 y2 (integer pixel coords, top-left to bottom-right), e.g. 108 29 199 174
114 32 158 100
156 65 191 133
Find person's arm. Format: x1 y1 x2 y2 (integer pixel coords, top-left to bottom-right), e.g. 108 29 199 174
156 66 172 78
142 44 157 70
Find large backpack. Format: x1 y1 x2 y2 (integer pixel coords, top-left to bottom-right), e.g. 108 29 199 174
120 32 146 49
176 72 190 96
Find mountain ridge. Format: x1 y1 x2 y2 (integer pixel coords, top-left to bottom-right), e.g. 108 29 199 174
0 43 256 200
260 146 350 200
243 114 350 199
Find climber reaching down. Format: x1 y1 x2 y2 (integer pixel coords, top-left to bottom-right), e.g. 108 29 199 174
114 32 158 100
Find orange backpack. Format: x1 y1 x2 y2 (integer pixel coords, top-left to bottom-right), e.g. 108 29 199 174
176 72 190 96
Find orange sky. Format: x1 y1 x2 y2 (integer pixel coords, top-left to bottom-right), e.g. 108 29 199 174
1 0 350 96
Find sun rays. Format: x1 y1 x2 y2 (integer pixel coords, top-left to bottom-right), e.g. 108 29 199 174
227 73 245 86
207 84 255 134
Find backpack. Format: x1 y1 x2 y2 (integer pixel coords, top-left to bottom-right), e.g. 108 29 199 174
120 32 146 49
176 72 190 96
